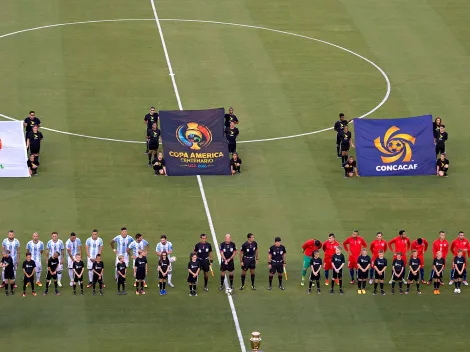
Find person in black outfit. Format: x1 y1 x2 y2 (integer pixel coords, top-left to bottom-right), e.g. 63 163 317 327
24 111 41 138
147 122 161 166
152 152 167 176
338 125 355 165
22 252 36 297
225 121 239 154
343 156 359 178
432 251 445 294
44 252 60 295
144 107 159 153
188 253 201 296
432 117 442 134
239 233 258 291
436 153 449 177
116 255 127 295
194 234 213 292
357 248 371 294
453 249 465 294
27 154 39 176
72 254 85 296
1 250 15 296
268 237 287 291
308 250 322 294
391 252 405 294
434 125 448 156
330 247 345 294
230 152 242 175
219 234 237 291
134 250 148 295
406 250 421 294
158 251 170 295
334 113 348 158
26 125 43 157
92 254 104 296
224 107 239 128
373 250 387 295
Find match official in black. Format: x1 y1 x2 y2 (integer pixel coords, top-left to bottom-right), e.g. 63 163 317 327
436 153 449 177
24 111 41 138
224 107 239 128
219 234 237 291
334 113 348 157
268 237 286 290
147 122 161 167
230 152 242 175
338 125 355 165
225 121 239 154
240 233 258 291
194 234 213 291
434 125 448 157
144 107 159 153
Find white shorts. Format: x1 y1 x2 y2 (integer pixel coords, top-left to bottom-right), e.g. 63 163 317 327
34 261 42 272
68 257 74 269
116 254 129 267
87 257 96 270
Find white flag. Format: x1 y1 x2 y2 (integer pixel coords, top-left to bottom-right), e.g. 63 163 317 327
0 121 30 177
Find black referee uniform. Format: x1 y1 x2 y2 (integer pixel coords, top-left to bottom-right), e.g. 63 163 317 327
240 236 258 290
194 239 212 291
219 240 237 290
268 238 286 290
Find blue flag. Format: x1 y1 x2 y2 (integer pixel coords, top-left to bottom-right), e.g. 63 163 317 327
355 115 436 176
159 108 231 176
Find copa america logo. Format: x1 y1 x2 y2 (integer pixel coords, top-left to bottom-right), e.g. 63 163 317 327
176 122 212 151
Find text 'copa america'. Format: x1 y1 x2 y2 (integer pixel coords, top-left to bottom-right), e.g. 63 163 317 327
168 151 226 164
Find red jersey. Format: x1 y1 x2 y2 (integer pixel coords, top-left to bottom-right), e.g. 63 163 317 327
432 239 449 258
388 236 411 255
322 240 339 259
450 238 470 257
302 239 322 257
411 239 428 257
370 239 387 258
343 236 367 256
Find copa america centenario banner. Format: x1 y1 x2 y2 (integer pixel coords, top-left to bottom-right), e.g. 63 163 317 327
355 115 436 176
0 121 30 177
159 108 231 176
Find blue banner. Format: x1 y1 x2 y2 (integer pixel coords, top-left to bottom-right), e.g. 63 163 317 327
355 115 436 176
159 108 231 176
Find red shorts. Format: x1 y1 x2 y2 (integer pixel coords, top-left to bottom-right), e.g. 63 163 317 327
323 259 332 270
348 255 359 269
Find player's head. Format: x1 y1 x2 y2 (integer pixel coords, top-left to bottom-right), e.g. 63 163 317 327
411 249 418 257
229 107 234 115
458 231 465 240
352 230 359 238
161 234 167 244
247 233 254 242
399 230 406 238
361 248 367 256
313 250 320 258
32 232 39 242
118 255 124 262
29 154 35 161
135 233 142 242
376 232 383 240
51 232 58 241
191 252 197 261
26 252 32 260
230 121 235 128
436 251 442 259
225 234 231 243
200 234 207 243
314 240 321 248
435 117 441 126
53 251 59 258
32 125 38 133
328 233 335 243
75 253 81 261
7 230 14 240
339 113 345 120
152 121 157 129
457 249 463 256
70 232 76 241
92 229 98 240
335 246 342 255
417 238 423 245
158 152 163 160
343 125 348 132
348 156 355 163
396 252 402 259
149 106 156 114
233 152 239 160
439 231 445 240
439 124 445 132
29 111 35 119
120 227 127 237
95 254 101 262
440 153 446 161
274 237 281 246
378 249 384 258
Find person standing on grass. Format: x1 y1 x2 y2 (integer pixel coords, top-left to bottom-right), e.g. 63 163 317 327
428 231 449 285
406 250 421 295
436 153 449 177
156 235 175 287
343 156 360 178
92 254 104 296
23 111 41 138
26 125 43 157
134 250 148 295
388 230 410 284
330 247 345 295
46 232 65 288
225 121 239 155
410 237 428 284
449 231 469 286
432 251 445 295
268 237 287 291
356 248 371 294
152 152 167 176
116 255 127 295
144 107 159 154
188 252 201 297
373 250 387 296
334 113 348 158
300 238 322 286
1 250 15 296
369 232 388 284
44 252 60 296
219 234 237 291
322 233 339 286
66 232 82 287
432 116 442 134
342 230 367 284
22 252 37 297
453 249 466 294
390 252 405 295
86 230 103 288
158 251 170 295
128 234 149 288
110 227 134 280
230 152 242 175
434 125 448 157
239 233 258 291
308 250 322 294
338 125 355 165
2 230 20 288
72 254 85 296
147 122 161 167
224 107 239 128
26 232 44 287
194 234 213 292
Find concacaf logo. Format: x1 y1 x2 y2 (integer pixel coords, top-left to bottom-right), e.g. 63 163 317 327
374 126 416 163
176 122 212 151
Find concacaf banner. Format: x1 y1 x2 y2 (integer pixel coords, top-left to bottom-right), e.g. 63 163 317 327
355 115 436 176
159 108 231 176
0 121 30 177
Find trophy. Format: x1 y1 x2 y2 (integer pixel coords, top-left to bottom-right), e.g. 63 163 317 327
250 331 262 351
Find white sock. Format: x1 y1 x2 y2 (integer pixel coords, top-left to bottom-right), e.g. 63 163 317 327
168 272 172 283
36 269 41 282
2 270 4 282
58 272 62 282
69 269 74 282
88 270 93 283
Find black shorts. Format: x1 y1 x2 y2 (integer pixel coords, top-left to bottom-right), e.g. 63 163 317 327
136 270 146 281
340 142 350 152
158 272 168 279
357 269 368 279
4 270 14 280
46 272 57 281
93 274 102 282
153 166 164 172
332 269 343 279
187 274 197 284
454 271 463 279
30 145 40 155
309 273 320 281
336 135 341 145
407 273 419 282
117 276 126 284
436 144 445 155
220 260 235 272
149 142 159 151
242 257 256 270
228 142 236 153
270 263 283 274
24 275 34 283
433 272 442 279
392 274 404 281
198 259 210 273
374 272 385 280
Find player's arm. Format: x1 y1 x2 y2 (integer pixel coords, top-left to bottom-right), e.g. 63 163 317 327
342 239 349 254
79 244 83 257
67 246 73 260
432 263 439 275
333 121 340 132
381 266 387 274
145 262 148 275
92 263 99 276
109 238 116 252
78 266 84 278
133 261 137 277
86 243 91 259
423 239 429 252
268 252 272 268
208 245 213 263
314 260 322 275
337 257 345 271
388 239 395 253
450 241 456 256
239 247 244 264
167 243 173 255
406 239 411 251
228 248 237 262
282 252 286 267
354 166 359 177
255 247 259 263
194 265 200 277
60 247 64 264
350 135 355 148
156 244 162 256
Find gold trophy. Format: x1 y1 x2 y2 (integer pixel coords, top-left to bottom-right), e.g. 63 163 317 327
250 331 262 351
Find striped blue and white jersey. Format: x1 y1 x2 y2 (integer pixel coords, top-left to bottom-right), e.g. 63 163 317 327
113 235 134 255
26 240 44 263
46 239 65 258
86 237 103 259
156 241 173 258
66 238 82 257
2 238 20 262
128 239 149 257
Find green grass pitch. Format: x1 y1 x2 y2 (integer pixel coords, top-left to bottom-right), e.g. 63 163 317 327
1 0 470 351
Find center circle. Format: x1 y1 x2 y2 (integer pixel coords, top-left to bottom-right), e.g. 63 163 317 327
0 18 390 144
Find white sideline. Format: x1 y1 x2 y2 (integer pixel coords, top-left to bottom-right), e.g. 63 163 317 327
149 1 247 351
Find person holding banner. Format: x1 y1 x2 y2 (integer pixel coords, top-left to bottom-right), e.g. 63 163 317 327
434 125 448 157
27 155 39 176
230 152 242 175
224 107 239 128
343 156 359 178
144 107 159 154
147 122 161 167
334 113 348 158
436 153 449 177
432 117 442 134
23 111 41 138
225 121 239 154
338 125 355 165
152 152 167 176
26 125 43 157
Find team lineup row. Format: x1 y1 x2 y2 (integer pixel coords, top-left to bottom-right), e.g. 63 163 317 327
1 229 469 296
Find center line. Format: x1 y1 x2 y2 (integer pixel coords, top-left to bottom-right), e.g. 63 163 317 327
148 2 247 351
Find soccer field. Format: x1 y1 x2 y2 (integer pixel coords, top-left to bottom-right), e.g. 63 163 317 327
1 0 470 351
